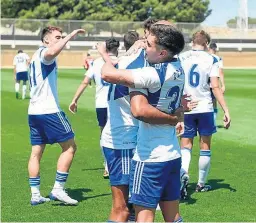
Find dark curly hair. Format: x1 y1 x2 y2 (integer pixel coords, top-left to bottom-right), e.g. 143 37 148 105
150 24 185 56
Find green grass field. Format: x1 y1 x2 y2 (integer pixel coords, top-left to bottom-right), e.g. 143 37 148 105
1 68 256 222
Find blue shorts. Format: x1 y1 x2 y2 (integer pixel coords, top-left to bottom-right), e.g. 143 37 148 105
129 158 181 209
103 147 134 186
96 108 107 127
29 111 74 145
16 71 28 81
182 112 216 138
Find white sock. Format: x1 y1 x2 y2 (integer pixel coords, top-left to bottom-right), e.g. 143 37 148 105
15 83 20 92
181 147 192 174
22 85 27 98
29 176 40 197
104 161 108 172
101 146 108 172
198 150 211 186
31 186 40 196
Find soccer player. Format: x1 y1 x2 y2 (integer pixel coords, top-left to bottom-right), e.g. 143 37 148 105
179 30 231 199
98 23 185 223
143 18 159 38
13 49 30 99
28 26 85 205
69 38 120 178
83 53 94 88
124 31 140 51
208 42 225 124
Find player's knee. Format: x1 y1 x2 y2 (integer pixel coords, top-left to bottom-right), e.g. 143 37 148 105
112 203 130 218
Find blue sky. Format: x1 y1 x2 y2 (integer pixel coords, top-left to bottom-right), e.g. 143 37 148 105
203 0 256 26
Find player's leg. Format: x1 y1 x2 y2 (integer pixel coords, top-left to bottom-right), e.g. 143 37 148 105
49 137 78 205
135 205 155 222
97 108 109 178
180 114 197 175
196 135 212 192
196 112 216 192
40 111 77 204
28 114 50 205
180 114 197 199
15 74 20 99
103 147 133 222
109 185 130 222
21 72 28 99
130 161 171 222
160 158 183 222
28 144 50 205
22 81 27 99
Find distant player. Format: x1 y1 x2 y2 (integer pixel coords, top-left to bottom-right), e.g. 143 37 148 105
179 30 231 199
83 53 94 88
69 38 120 178
28 26 85 205
13 49 30 99
143 18 159 38
208 42 225 124
98 23 185 223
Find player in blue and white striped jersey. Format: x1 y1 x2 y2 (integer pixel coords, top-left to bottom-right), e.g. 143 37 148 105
179 31 231 198
28 26 84 206
69 38 120 178
13 49 30 99
98 23 185 223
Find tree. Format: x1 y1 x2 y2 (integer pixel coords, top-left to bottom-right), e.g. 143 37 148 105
2 0 211 23
227 17 256 27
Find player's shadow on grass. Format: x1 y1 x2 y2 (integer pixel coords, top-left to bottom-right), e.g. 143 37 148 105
207 179 237 192
180 179 236 205
189 179 236 196
51 188 111 206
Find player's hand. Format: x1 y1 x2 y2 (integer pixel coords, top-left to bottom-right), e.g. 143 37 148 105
69 101 77 114
124 39 146 56
181 94 198 112
96 42 107 55
174 107 184 123
221 85 225 94
223 111 231 129
176 121 184 137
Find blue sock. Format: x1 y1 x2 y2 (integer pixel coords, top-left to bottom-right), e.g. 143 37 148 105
29 176 40 195
53 171 69 190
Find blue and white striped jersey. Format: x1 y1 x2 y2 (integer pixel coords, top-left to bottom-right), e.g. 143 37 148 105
100 50 146 150
86 56 117 108
179 50 219 114
130 58 184 162
28 47 60 115
13 53 30 73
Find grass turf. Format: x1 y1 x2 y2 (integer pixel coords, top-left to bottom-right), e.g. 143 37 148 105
1 68 256 222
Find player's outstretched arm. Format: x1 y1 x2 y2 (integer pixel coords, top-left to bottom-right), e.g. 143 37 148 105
130 91 182 125
44 29 85 62
69 76 91 114
211 77 231 129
